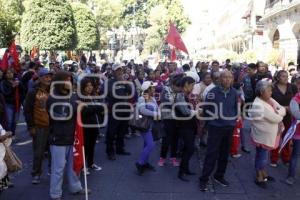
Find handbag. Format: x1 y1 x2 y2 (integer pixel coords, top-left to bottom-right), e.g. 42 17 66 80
129 109 151 132
3 145 22 173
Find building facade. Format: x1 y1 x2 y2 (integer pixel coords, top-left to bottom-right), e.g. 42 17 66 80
261 0 300 66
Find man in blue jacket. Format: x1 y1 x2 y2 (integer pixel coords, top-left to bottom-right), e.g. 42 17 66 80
199 70 239 191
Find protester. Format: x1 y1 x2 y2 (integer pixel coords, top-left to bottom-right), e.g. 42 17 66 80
270 70 297 167
105 63 131 160
158 74 184 167
47 71 89 200
286 92 300 185
0 124 13 192
175 76 199 182
0 68 22 136
250 80 286 188
199 70 238 191
79 77 104 173
135 81 160 175
24 68 53 184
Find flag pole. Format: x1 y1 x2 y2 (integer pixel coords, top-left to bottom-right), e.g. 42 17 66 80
82 146 88 200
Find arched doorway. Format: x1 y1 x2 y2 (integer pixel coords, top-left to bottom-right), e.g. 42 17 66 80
273 29 280 49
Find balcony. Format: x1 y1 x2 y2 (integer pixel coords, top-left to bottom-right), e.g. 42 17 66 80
265 0 281 9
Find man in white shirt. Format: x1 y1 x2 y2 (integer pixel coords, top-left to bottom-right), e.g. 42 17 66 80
202 71 221 100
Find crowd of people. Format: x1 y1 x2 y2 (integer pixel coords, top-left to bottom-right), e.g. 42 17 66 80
1 53 300 199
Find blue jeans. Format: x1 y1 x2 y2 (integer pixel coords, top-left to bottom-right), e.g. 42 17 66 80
6 104 18 134
49 145 82 199
138 129 155 165
255 147 268 171
288 139 300 178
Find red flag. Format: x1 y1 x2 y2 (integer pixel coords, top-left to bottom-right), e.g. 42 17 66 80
31 47 39 59
73 115 84 176
165 23 189 54
0 50 9 71
8 41 20 73
171 48 177 61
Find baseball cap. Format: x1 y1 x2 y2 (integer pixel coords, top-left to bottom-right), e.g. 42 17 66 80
141 81 158 92
38 68 53 77
112 63 125 71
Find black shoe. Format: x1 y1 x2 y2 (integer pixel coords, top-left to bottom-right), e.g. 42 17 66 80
255 180 267 189
135 162 144 176
177 171 189 182
264 176 275 182
185 170 196 175
199 181 208 191
213 176 229 187
144 163 156 172
107 154 116 161
241 147 251 154
116 151 131 155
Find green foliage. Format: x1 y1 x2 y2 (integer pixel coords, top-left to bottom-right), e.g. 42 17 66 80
0 1 17 47
0 0 25 32
71 2 99 50
142 0 190 54
92 0 123 48
267 49 280 66
20 0 76 50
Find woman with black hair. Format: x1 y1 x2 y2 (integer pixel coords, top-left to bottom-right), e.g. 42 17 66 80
0 68 21 136
174 76 199 182
135 81 160 176
158 73 185 167
270 70 297 167
79 77 104 173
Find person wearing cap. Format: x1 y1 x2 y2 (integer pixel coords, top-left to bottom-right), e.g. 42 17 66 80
105 63 132 160
24 67 53 184
135 81 160 175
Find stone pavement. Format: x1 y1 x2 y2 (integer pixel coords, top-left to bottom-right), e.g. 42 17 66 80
1 120 300 200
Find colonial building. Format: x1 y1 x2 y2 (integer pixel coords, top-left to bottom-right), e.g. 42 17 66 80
261 0 300 66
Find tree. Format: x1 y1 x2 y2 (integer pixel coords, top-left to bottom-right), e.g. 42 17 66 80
20 0 76 50
92 0 123 48
0 2 17 47
143 0 190 54
121 0 160 29
0 0 25 32
71 2 99 50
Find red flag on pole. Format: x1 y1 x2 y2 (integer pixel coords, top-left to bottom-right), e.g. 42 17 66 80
31 46 39 59
165 23 189 55
171 48 177 61
8 41 20 73
73 115 84 176
0 50 9 71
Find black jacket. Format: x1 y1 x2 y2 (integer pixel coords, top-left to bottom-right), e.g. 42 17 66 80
80 97 104 127
105 78 132 117
47 93 77 146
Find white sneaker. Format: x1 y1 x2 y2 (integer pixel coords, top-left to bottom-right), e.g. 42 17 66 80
232 154 242 158
270 163 278 168
90 164 102 171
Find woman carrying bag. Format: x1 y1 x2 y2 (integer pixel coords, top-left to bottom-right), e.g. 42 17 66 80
0 124 14 192
135 81 160 176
